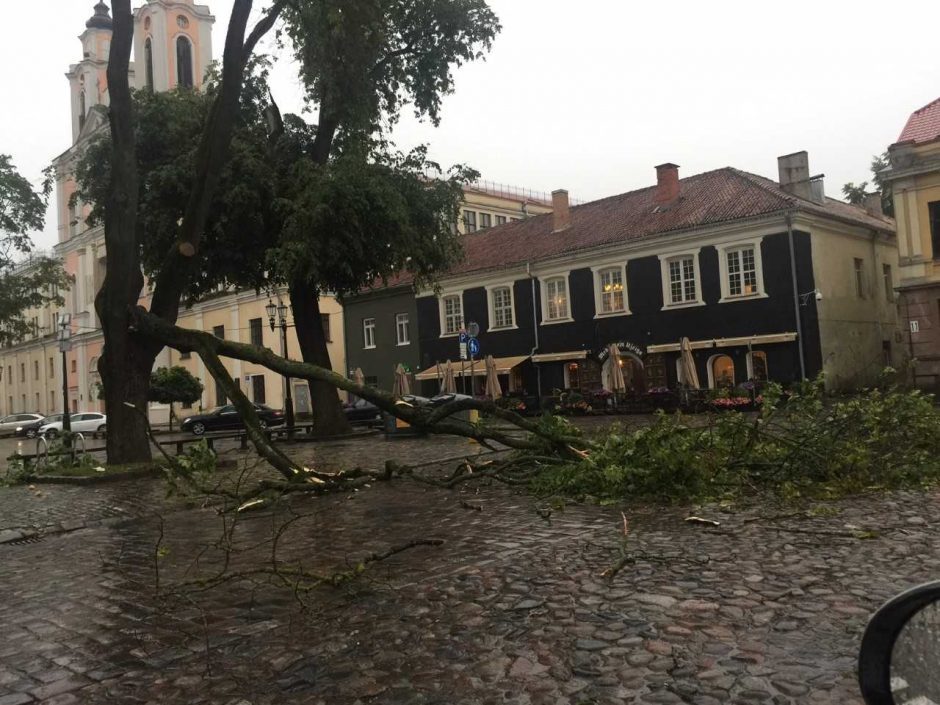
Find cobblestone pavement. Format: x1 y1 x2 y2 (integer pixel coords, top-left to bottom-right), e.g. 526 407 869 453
0 432 938 704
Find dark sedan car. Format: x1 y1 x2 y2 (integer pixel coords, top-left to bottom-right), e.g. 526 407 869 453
343 398 383 426
181 404 285 436
15 413 66 439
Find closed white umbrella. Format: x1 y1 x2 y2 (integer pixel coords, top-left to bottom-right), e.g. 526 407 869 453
393 364 411 397
351 367 366 402
484 355 502 399
608 344 627 393
442 360 457 394
679 337 701 390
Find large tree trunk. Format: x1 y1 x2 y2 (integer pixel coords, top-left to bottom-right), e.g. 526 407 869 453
96 0 152 463
95 0 284 464
289 278 350 436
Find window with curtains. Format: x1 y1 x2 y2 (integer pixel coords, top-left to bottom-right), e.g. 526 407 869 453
479 213 492 229
667 256 697 304
725 246 758 297
491 286 514 328
598 267 625 313
545 277 569 321
442 295 463 335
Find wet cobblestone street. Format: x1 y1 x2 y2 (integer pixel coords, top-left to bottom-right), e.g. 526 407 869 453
1 432 938 704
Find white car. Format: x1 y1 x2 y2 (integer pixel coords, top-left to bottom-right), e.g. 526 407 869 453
0 413 44 437
39 412 107 439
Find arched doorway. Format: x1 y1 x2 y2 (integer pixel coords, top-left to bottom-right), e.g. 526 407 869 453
602 353 647 394
708 354 735 389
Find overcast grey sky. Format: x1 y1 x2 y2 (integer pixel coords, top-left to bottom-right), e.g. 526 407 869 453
4 0 939 250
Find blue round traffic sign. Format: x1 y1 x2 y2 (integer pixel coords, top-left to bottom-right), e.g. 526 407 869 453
468 338 481 357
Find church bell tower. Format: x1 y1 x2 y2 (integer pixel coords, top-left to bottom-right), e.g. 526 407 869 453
133 0 215 93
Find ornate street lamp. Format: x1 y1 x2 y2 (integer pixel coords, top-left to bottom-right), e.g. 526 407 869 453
267 298 295 433
57 312 72 434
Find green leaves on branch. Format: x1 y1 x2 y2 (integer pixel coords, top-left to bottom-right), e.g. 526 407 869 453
0 154 70 346
281 0 501 131
533 376 940 503
276 144 475 295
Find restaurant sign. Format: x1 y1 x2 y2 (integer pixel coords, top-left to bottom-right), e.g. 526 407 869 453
596 340 646 362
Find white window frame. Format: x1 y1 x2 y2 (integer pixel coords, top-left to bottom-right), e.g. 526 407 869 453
540 272 573 324
592 262 630 318
395 313 410 346
746 350 769 381
439 292 464 338
486 284 518 331
362 318 376 349
719 240 767 303
659 250 703 310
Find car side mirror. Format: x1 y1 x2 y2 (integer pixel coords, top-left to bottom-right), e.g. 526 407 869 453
859 581 940 704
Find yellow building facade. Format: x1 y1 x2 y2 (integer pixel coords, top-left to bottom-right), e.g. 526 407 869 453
884 97 940 390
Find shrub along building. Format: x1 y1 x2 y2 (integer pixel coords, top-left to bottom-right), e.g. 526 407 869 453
346 152 902 402
883 96 940 391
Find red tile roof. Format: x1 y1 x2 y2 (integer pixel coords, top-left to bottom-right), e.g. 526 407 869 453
896 97 940 145
364 167 894 289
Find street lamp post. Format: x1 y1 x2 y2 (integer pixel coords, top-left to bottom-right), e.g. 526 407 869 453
266 299 295 434
58 313 72 435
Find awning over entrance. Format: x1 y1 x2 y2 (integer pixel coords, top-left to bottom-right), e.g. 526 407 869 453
530 350 589 363
646 332 797 354
414 355 530 381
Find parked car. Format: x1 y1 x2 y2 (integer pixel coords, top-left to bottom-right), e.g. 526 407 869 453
16 413 64 439
0 413 44 438
39 412 108 439
343 398 383 426
180 404 285 436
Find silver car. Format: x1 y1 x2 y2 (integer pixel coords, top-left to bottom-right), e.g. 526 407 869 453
0 413 44 437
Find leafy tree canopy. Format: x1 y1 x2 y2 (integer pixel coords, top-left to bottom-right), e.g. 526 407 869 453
148 366 204 405
74 59 478 302
842 151 894 218
282 0 501 132
0 154 69 345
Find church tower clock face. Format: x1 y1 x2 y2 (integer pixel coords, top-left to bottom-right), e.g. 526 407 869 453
177 15 189 29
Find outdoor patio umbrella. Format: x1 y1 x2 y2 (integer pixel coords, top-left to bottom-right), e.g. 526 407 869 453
608 344 627 393
392 363 411 397
442 360 457 394
484 355 502 399
351 367 365 402
679 337 701 389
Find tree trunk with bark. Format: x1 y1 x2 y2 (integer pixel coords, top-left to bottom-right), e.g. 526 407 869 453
289 278 351 436
95 0 152 463
95 0 285 464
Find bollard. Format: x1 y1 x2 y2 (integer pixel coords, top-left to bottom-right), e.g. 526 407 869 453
240 434 248 450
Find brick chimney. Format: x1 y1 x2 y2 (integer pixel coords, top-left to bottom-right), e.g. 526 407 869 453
863 192 884 217
654 163 680 205
552 189 571 231
777 151 826 202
